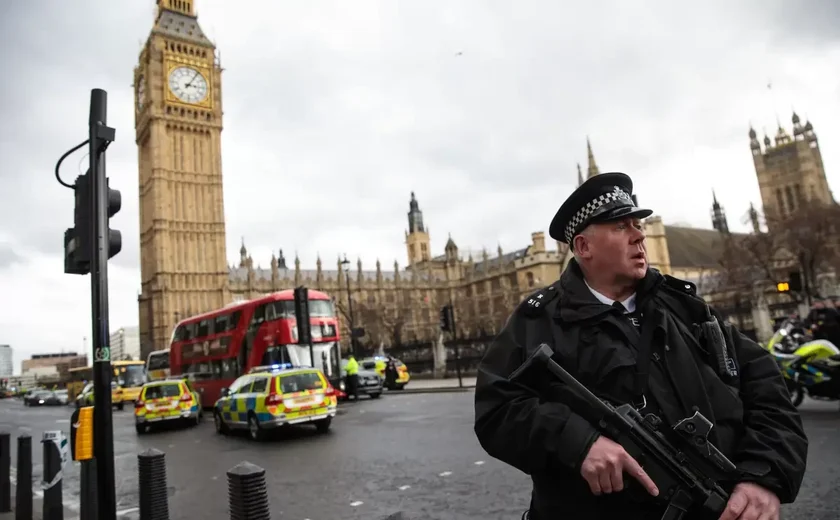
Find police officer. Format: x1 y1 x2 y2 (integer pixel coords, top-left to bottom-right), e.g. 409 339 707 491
474 173 808 520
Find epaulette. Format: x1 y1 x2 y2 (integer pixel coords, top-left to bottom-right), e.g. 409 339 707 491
663 274 697 297
521 284 560 318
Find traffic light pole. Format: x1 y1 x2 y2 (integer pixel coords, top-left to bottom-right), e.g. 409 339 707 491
88 89 117 520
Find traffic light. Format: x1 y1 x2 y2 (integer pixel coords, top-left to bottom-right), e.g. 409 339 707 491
789 272 802 292
63 171 121 274
106 177 122 260
440 304 454 333
777 281 790 293
64 172 92 275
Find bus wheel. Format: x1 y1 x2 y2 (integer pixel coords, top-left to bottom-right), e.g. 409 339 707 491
117 402 124 411
247 413 265 441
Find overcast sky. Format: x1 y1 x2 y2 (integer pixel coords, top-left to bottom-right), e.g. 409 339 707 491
1 0 839 373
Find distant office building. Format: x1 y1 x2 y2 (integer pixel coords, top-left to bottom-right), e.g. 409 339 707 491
0 344 12 377
110 327 140 361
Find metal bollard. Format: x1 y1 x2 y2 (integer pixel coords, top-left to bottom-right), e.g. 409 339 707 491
79 458 97 520
227 461 270 520
15 435 32 520
138 449 170 520
0 432 10 513
42 434 63 520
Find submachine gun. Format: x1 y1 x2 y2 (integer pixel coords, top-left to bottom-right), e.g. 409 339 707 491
509 343 737 520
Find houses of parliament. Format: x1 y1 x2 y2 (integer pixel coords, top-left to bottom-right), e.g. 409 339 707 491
134 1 834 360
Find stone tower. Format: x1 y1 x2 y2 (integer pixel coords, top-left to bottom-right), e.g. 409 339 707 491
134 0 228 360
749 113 833 229
711 190 729 234
405 192 431 266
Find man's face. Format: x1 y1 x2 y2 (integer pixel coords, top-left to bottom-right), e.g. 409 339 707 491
574 217 647 282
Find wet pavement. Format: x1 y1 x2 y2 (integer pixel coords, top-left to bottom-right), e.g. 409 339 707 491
1 393 838 519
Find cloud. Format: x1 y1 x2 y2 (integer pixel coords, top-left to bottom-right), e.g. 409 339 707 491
1 0 839 365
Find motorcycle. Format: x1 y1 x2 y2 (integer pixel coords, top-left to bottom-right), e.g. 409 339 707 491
766 318 840 407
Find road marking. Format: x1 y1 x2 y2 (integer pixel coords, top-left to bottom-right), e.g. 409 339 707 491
438 471 452 477
350 501 364 507
117 507 139 516
168 444 175 448
398 485 411 490
56 419 68 423
474 460 485 465
194 439 201 443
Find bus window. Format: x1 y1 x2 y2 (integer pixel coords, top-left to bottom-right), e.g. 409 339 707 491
214 314 228 334
119 365 147 388
309 300 335 317
261 345 290 365
250 305 267 328
221 358 239 379
227 311 242 332
197 319 210 337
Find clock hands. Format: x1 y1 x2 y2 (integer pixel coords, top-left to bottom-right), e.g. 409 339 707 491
185 70 200 89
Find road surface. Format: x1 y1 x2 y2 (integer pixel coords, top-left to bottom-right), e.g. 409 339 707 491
1 394 837 519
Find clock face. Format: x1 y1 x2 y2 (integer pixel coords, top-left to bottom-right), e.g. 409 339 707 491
137 75 146 110
168 66 209 104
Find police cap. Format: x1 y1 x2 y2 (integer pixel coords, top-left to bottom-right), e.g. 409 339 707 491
549 172 653 244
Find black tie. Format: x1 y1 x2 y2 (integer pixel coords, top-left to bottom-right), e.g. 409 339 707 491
612 301 627 313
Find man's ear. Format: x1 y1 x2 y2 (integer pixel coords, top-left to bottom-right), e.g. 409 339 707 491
573 233 593 259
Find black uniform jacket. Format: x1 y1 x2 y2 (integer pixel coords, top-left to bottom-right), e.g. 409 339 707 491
474 260 808 519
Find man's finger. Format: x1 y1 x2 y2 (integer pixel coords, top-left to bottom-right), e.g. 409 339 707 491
623 455 659 496
599 471 613 494
586 475 602 495
610 464 624 492
718 491 748 520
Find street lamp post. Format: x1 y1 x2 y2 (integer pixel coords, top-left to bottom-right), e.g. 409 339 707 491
340 255 358 358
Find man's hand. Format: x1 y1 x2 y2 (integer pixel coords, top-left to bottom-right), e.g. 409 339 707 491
580 436 659 497
718 482 780 520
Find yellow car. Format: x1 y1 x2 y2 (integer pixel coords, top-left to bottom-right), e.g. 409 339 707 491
134 378 202 434
76 381 125 410
362 356 411 390
213 364 338 441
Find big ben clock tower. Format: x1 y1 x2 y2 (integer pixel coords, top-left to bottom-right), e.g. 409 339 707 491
134 0 228 360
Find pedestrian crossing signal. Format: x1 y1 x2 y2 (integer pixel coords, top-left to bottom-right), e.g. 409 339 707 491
777 282 790 293
70 406 94 461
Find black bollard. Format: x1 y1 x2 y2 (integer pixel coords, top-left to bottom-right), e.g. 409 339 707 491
15 435 32 520
227 461 270 520
41 434 64 520
138 449 169 520
79 459 97 520
0 432 10 513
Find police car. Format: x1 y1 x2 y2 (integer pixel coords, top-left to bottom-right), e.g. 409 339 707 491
134 378 202 434
213 364 338 441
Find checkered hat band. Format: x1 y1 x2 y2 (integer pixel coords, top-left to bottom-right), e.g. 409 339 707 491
564 187 633 243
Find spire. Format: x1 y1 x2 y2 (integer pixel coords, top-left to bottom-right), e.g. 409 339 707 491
156 0 195 17
577 163 584 186
407 191 425 233
710 190 729 234
586 137 599 178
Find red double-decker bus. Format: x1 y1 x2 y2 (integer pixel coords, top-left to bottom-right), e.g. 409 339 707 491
169 289 342 408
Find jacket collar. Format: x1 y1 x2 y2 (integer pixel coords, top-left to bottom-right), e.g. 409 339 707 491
557 259 665 324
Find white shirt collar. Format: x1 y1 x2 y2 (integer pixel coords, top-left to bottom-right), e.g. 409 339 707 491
585 281 637 313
